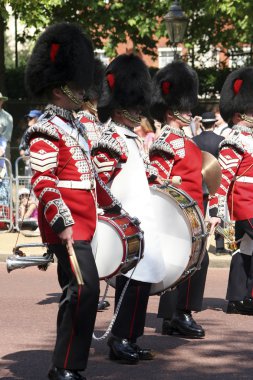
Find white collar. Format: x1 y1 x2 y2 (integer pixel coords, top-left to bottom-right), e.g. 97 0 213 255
111 121 137 138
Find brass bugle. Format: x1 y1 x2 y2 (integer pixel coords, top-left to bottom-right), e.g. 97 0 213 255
6 243 54 273
6 253 54 272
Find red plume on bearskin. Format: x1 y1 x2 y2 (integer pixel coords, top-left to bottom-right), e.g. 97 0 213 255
233 79 243 95
162 81 171 95
50 43 60 63
107 73 115 90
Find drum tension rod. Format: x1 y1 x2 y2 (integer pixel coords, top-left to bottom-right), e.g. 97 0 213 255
180 200 197 209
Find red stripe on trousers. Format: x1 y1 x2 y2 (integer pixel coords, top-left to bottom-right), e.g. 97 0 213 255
185 277 191 310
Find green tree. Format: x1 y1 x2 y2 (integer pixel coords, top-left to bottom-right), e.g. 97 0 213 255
2 0 253 93
0 0 61 91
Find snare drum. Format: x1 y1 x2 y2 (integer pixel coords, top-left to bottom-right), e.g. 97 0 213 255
149 185 207 295
94 212 144 279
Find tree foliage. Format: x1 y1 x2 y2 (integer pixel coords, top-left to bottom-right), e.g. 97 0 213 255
3 0 253 60
2 0 253 93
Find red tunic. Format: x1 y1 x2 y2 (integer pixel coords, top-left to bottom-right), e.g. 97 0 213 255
209 125 253 221
26 105 115 244
149 125 204 214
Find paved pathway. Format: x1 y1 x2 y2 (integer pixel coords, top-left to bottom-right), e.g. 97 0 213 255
1 264 253 380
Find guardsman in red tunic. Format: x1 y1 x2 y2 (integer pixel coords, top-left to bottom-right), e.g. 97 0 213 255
209 67 253 315
92 54 163 364
149 61 208 338
24 23 116 380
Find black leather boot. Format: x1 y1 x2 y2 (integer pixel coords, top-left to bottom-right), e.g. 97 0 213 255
227 297 253 315
162 310 205 338
97 300 110 311
131 343 155 360
107 336 139 364
48 367 86 380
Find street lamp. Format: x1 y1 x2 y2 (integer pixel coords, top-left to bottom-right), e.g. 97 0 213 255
164 0 188 60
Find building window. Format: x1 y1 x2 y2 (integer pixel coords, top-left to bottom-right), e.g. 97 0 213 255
229 46 252 68
94 49 110 66
158 47 181 68
192 46 219 68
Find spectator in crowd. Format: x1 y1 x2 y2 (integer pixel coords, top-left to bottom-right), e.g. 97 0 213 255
0 134 9 230
0 93 13 161
19 110 42 176
19 109 43 156
134 117 156 152
184 115 202 137
0 135 8 206
193 111 231 255
154 119 162 139
213 106 230 137
193 112 224 158
18 188 38 219
18 187 39 234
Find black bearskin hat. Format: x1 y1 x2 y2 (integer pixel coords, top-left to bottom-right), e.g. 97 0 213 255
150 61 198 123
220 66 253 123
84 58 106 102
97 54 151 123
25 22 94 98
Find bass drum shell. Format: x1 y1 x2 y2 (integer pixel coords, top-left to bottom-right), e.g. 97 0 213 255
149 186 207 295
107 186 207 295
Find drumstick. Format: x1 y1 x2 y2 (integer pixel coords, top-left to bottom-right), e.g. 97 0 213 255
66 241 84 285
161 176 182 186
170 176 182 185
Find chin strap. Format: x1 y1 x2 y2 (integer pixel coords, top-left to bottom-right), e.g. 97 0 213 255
121 109 142 124
173 110 191 125
240 113 253 124
83 100 98 119
84 100 97 114
61 85 83 107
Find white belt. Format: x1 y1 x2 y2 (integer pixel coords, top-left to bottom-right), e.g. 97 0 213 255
235 176 253 183
57 180 95 189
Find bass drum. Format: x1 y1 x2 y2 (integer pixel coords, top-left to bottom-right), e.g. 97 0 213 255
107 186 207 295
149 185 207 295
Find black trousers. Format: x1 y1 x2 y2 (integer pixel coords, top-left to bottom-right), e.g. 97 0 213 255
49 241 99 371
226 218 253 301
111 275 151 342
157 250 209 318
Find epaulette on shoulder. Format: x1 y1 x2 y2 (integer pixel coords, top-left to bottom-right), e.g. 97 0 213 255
149 139 175 157
77 110 96 123
24 118 59 144
219 131 244 153
92 124 128 158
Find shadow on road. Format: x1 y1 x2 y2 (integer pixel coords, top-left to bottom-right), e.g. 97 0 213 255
37 293 61 305
1 350 51 380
